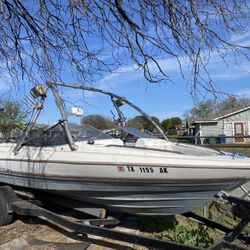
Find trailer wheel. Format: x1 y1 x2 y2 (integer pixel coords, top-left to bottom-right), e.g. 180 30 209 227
0 189 13 226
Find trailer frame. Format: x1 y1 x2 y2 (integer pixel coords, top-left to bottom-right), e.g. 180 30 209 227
0 186 249 250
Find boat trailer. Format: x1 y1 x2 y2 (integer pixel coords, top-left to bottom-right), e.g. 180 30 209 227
0 186 249 250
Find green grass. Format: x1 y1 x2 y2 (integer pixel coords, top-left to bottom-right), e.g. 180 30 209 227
195 202 250 234
139 202 250 248
215 147 250 157
154 224 214 248
139 215 214 248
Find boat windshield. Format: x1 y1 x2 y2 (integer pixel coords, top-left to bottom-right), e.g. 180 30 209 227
120 127 154 138
74 125 113 141
106 126 155 144
14 124 113 147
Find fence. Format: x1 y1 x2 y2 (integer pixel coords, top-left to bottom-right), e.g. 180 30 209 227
167 135 250 145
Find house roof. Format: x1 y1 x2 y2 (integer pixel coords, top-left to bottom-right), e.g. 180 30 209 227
190 106 250 125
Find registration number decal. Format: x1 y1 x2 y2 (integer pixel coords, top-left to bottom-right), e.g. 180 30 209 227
117 166 168 174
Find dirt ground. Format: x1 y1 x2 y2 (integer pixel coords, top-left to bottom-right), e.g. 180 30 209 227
0 217 87 250
0 216 146 250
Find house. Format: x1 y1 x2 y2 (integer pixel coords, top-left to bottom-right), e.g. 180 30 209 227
188 106 250 144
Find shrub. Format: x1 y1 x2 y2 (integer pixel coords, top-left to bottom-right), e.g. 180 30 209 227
154 224 214 248
139 216 177 233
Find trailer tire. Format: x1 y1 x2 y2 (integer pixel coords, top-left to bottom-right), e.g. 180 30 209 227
0 189 13 226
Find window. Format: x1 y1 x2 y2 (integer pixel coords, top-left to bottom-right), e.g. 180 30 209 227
75 125 113 141
23 128 68 147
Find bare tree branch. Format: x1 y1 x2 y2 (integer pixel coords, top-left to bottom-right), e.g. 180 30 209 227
0 0 249 98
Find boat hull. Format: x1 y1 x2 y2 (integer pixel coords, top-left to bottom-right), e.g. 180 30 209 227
0 171 245 215
0 143 250 215
51 179 244 215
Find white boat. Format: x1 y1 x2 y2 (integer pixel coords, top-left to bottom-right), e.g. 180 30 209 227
0 82 249 216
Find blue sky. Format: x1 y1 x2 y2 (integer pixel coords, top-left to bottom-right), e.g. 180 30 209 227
43 30 249 125
39 44 249 125
1 31 249 125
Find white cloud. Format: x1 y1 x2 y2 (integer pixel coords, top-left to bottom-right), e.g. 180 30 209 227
97 32 249 89
236 88 250 98
230 31 250 46
210 59 250 80
98 64 139 85
239 61 250 73
96 56 187 91
212 71 248 81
